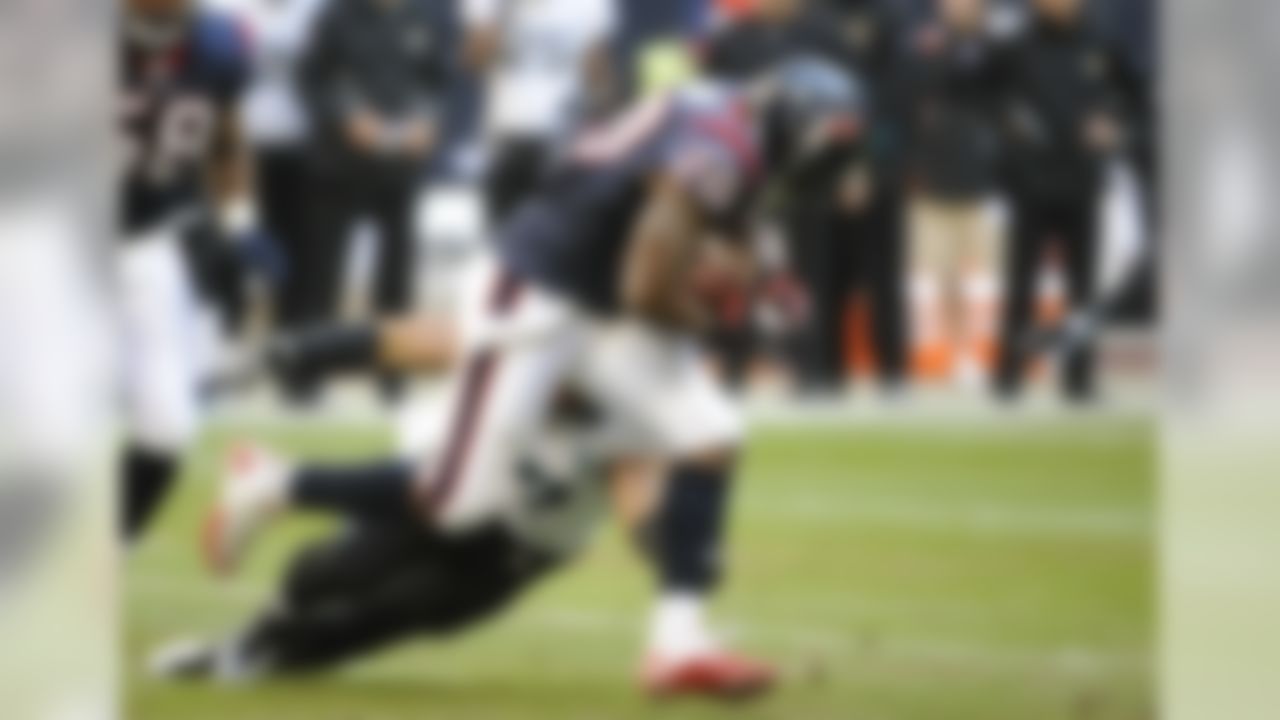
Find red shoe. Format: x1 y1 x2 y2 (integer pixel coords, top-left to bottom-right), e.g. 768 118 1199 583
641 651 777 700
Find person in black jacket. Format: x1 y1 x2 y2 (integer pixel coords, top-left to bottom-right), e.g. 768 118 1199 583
902 0 1003 387
298 0 456 399
991 0 1143 402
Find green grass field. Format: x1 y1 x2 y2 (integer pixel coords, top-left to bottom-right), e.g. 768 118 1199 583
127 416 1153 720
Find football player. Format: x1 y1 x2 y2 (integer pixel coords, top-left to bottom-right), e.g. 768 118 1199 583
201 56 866 698
119 0 270 542
154 368 674 691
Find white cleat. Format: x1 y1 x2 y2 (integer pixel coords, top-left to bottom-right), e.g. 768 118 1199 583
148 637 218 681
202 443 289 578
149 636 266 685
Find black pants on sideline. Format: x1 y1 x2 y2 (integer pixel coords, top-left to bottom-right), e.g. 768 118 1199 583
305 170 418 325
484 136 551 228
995 194 1100 400
790 188 908 392
255 146 312 331
239 520 553 673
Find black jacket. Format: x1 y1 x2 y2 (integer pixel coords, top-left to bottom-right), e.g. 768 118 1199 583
901 24 1003 200
300 0 455 176
993 15 1145 205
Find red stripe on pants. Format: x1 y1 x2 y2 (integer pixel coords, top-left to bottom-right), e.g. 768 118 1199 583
417 267 523 517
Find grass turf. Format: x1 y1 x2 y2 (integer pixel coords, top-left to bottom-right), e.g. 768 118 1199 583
127 417 1153 719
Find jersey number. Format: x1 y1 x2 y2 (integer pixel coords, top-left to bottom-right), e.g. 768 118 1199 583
123 93 217 185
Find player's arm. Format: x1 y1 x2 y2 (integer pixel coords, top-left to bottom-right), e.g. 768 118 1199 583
621 175 713 331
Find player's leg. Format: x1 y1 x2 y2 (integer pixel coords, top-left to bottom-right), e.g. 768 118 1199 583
195 521 426 679
259 312 459 393
201 444 416 575
158 521 549 680
582 324 772 697
118 231 202 543
205 263 580 570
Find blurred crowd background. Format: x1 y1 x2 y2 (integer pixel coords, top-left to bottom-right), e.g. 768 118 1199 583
206 0 1157 406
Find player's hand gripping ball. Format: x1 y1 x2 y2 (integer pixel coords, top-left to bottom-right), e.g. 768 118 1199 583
690 239 752 327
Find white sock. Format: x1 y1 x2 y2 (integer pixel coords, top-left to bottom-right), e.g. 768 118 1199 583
648 593 717 660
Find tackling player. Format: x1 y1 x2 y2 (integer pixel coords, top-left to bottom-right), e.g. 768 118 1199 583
119 0 270 542
199 57 866 698
155 355 675 691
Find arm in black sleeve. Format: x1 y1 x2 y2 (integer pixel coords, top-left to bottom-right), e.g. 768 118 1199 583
1103 42 1152 164
298 3 355 137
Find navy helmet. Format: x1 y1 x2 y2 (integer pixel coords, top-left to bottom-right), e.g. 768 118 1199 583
759 56 870 176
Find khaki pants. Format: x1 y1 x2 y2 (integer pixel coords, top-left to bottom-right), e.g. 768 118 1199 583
910 197 1002 276
908 196 1005 379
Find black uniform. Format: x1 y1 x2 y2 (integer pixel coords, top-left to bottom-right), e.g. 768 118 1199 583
992 13 1143 400
236 520 559 672
297 0 455 364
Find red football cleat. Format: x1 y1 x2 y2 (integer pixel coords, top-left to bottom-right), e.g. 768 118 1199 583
641 651 777 701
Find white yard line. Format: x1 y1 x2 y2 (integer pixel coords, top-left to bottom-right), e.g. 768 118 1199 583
738 495 1150 539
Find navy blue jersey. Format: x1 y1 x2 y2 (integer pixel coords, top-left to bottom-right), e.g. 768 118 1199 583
121 12 251 236
499 84 763 314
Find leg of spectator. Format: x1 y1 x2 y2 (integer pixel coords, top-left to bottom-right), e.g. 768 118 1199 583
259 148 313 333
786 199 830 393
1061 199 1101 401
994 199 1043 400
290 172 355 401
868 189 909 390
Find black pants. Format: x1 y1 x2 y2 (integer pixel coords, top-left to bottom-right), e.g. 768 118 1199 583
996 195 1100 399
239 520 554 673
305 169 417 324
484 137 551 227
790 188 908 392
301 168 419 397
255 147 312 331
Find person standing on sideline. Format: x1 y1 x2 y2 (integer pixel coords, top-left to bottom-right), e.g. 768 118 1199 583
298 0 457 400
902 0 1004 387
462 0 619 227
991 0 1143 403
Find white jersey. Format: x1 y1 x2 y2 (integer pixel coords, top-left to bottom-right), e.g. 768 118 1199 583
464 0 618 139
397 383 625 560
